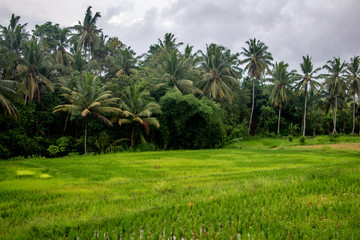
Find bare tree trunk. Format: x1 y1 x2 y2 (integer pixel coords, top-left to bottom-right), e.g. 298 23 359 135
277 106 281 135
313 127 316 136
332 96 338 135
302 87 307 136
352 95 356 135
84 117 88 154
248 77 256 135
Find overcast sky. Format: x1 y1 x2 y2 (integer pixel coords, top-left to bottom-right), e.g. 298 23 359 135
1 0 359 72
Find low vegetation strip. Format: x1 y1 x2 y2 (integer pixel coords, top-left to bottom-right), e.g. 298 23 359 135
0 146 360 239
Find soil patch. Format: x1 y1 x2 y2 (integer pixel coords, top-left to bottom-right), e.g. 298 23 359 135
293 143 360 151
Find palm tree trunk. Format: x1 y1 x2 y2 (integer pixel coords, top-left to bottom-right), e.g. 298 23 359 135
352 95 356 135
302 87 307 136
332 96 338 135
248 77 255 135
277 106 281 135
84 117 88 154
131 126 135 148
63 112 70 133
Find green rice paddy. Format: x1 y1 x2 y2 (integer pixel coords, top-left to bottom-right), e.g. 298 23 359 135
1 137 360 239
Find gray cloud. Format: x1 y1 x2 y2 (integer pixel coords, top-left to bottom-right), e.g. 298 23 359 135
1 0 360 72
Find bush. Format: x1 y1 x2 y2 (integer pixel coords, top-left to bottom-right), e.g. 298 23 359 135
158 92 226 149
299 136 306 145
288 135 293 142
0 144 11 159
330 133 340 142
229 122 248 141
47 145 60 157
135 143 157 152
47 136 72 157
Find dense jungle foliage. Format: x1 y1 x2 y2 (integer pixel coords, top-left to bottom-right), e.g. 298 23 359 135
0 7 359 158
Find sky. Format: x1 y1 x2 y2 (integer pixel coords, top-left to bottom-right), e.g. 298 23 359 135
1 0 360 72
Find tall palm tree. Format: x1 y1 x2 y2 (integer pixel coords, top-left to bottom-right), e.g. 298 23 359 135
0 14 29 77
241 38 273 134
268 61 294 135
16 38 54 103
54 27 74 72
294 55 322 136
117 84 162 147
158 33 183 54
198 44 240 102
157 50 202 95
72 6 102 60
323 57 347 135
53 72 122 154
346 56 360 135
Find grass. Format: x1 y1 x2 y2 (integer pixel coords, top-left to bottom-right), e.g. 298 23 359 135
0 136 360 239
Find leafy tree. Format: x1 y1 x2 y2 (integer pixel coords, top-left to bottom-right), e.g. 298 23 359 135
346 56 360 134
241 38 273 135
294 55 322 136
72 6 102 59
198 44 240 102
323 57 347 135
53 72 121 154
17 38 54 103
32 22 60 53
159 92 226 149
117 83 161 147
267 61 294 135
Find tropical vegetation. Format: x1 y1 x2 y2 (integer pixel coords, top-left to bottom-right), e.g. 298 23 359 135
0 7 359 159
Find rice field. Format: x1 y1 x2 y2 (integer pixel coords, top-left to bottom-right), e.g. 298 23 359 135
0 137 360 239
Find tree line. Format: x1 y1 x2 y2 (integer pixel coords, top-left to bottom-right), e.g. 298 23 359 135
0 6 359 158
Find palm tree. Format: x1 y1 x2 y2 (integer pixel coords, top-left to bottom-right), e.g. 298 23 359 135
72 6 102 60
346 56 360 135
0 78 20 118
16 38 54 103
54 27 74 72
158 33 183 54
0 14 29 76
53 72 122 154
241 38 273 135
117 84 162 147
268 61 294 135
108 47 137 77
294 55 322 136
0 14 28 53
157 50 202 95
323 57 347 135
198 44 240 102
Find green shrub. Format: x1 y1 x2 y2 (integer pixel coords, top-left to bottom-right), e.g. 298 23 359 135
159 92 226 149
47 145 60 157
135 143 157 152
299 136 306 145
229 122 248 141
288 135 293 142
47 136 72 157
